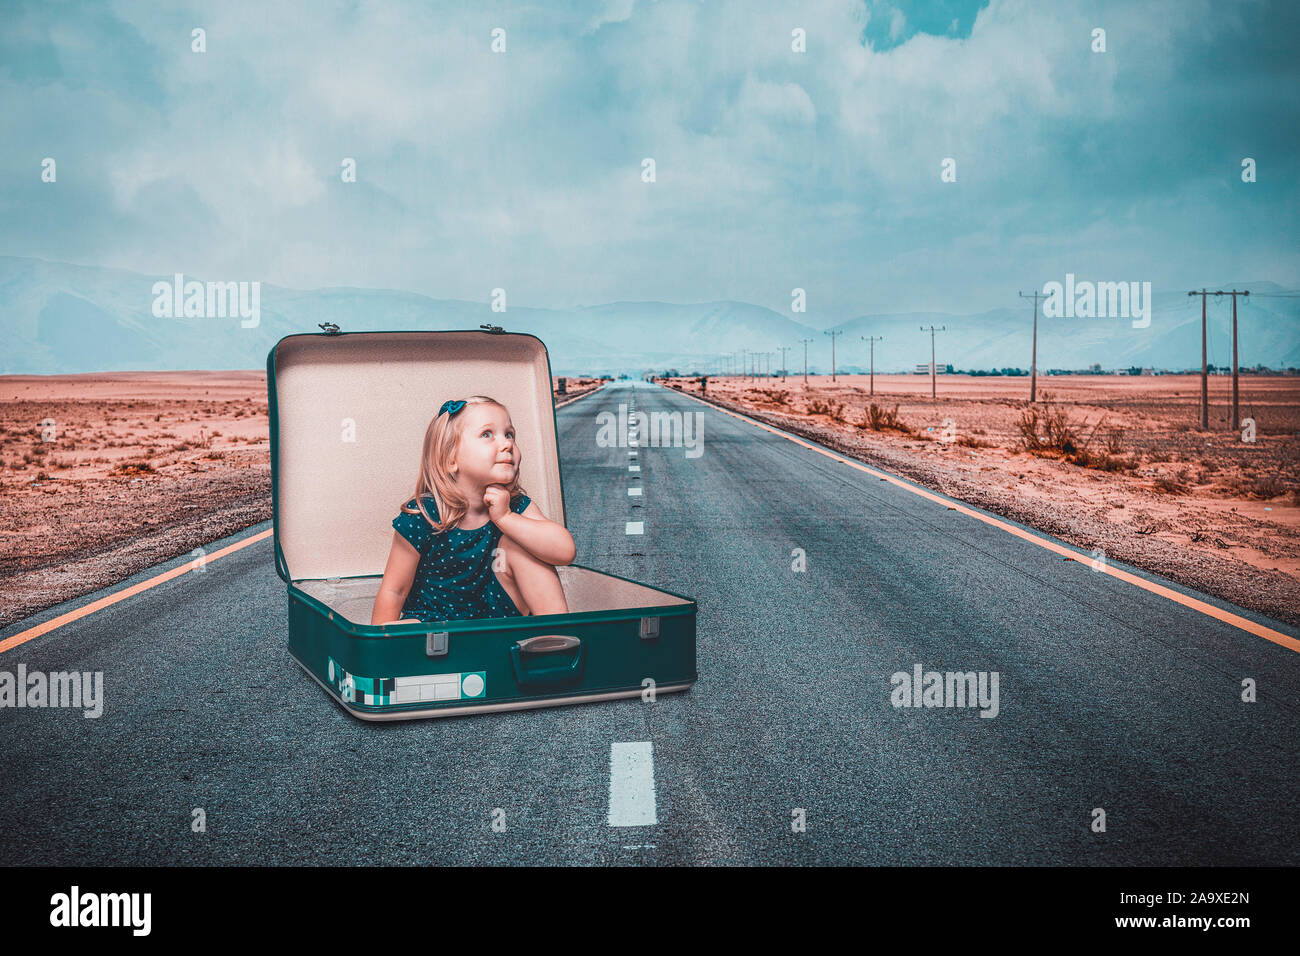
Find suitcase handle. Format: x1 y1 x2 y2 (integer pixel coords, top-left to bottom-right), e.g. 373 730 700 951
510 635 585 687
516 634 580 654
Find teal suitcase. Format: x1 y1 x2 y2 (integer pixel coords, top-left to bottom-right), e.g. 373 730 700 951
267 327 697 720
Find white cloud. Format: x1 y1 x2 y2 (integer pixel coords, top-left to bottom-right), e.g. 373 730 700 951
583 0 637 35
1 0 1290 315
888 8 906 42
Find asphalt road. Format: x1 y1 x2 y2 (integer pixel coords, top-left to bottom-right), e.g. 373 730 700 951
2 379 1297 865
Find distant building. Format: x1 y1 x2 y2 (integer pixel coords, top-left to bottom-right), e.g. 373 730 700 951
914 362 946 374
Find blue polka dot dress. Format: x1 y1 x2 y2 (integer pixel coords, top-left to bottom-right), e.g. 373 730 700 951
393 492 531 623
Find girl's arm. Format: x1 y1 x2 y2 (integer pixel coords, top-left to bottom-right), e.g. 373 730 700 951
371 532 420 624
494 501 576 567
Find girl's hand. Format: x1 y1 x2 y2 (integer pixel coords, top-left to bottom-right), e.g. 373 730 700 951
483 484 512 523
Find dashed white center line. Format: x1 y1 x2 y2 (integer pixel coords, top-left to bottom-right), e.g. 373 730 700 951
629 464 640 472
625 521 644 535
608 742 657 827
628 487 642 496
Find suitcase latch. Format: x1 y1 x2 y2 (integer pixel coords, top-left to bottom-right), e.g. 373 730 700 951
426 631 449 657
639 617 660 640
318 322 341 335
479 323 505 334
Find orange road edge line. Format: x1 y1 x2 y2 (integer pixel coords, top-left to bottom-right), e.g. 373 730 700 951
674 386 1300 654
0 529 275 656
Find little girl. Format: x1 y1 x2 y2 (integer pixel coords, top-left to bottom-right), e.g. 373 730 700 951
371 395 574 626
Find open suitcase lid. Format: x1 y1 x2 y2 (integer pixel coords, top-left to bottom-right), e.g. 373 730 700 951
267 328 565 585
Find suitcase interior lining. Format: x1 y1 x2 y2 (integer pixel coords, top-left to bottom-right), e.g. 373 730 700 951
273 330 565 583
295 565 691 624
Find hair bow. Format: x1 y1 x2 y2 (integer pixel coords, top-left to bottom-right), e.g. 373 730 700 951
439 399 467 417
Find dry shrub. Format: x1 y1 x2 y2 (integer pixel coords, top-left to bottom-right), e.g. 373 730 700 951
806 399 845 420
862 403 912 435
110 459 155 477
1016 401 1080 453
1016 408 1043 451
752 388 790 406
1153 466 1190 494
1247 475 1285 500
1017 399 1134 472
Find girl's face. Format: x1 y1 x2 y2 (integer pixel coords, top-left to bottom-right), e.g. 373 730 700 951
451 404 519 488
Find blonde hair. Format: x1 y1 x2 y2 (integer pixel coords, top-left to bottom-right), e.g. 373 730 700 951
400 395 529 536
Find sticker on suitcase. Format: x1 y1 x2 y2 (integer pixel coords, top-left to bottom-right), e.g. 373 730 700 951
327 657 486 706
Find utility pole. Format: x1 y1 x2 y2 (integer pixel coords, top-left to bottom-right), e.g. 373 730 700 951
1221 290 1249 431
824 329 843 382
861 335 883 397
1188 289 1209 430
1187 289 1249 430
1018 290 1047 403
778 345 790 382
800 337 813 384
920 325 945 400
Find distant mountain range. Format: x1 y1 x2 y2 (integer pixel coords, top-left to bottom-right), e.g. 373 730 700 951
1 256 1296 376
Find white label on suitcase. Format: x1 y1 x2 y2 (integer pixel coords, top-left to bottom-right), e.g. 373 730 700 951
328 657 486 705
393 671 487 703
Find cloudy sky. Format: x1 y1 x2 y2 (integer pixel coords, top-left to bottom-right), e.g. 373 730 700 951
2 0 1296 325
